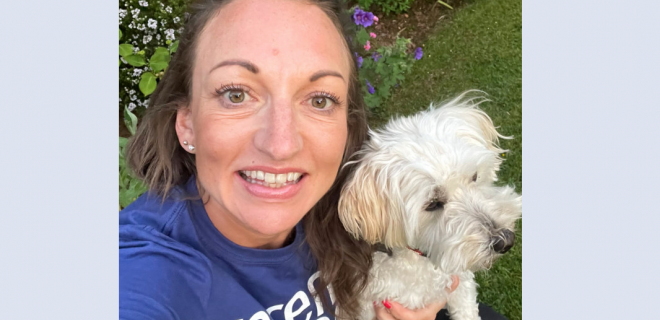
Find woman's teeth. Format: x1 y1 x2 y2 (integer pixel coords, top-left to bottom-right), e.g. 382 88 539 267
239 170 303 188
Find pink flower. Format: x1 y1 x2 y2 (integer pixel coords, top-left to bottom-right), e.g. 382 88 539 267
364 40 371 51
370 32 377 38
373 16 379 24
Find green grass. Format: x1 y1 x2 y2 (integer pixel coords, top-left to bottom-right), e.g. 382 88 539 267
371 0 522 319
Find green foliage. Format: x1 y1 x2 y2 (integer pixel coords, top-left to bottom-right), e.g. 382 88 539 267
358 37 415 112
119 106 148 210
139 72 158 96
356 0 415 15
119 0 187 114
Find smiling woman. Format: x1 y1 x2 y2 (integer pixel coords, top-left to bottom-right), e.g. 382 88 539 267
175 0 353 251
120 0 374 319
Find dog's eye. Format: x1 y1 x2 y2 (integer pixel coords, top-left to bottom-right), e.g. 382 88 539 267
472 173 478 182
425 200 445 211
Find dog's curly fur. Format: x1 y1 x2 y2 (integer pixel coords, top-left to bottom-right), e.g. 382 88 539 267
338 92 522 320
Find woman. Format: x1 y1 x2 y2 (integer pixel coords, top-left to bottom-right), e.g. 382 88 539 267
120 0 504 319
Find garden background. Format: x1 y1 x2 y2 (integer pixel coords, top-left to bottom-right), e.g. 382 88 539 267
118 0 522 318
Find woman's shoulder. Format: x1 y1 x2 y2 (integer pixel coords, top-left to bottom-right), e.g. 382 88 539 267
120 223 214 320
119 190 214 320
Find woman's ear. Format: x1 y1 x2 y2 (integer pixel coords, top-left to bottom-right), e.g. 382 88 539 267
175 106 195 148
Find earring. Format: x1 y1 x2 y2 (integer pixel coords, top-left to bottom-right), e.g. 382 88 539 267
188 145 195 152
183 140 189 145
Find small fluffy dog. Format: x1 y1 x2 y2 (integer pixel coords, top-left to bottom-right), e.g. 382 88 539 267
338 92 522 320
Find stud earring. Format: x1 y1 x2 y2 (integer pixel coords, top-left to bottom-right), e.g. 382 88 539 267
188 145 195 152
183 140 188 145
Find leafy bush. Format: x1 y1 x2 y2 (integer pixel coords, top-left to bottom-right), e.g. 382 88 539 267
119 107 148 210
355 0 415 15
119 0 187 114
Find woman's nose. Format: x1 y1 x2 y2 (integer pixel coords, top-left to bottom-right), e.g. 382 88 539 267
254 101 303 161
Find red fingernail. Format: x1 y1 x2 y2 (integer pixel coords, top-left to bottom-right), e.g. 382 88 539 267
382 300 392 309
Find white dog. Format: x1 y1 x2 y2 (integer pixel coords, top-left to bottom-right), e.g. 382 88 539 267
338 92 522 320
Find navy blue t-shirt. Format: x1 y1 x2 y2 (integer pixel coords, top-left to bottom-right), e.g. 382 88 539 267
119 177 335 320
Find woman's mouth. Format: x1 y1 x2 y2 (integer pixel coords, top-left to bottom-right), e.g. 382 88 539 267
238 170 304 188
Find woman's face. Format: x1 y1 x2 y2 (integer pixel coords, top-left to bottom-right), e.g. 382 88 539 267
176 0 351 248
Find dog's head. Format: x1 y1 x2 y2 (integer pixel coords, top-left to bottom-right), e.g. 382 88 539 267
338 93 522 274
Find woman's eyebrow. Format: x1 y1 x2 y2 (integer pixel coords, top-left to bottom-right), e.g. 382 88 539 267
310 70 345 83
209 59 259 74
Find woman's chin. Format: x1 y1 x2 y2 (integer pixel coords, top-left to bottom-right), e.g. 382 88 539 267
239 208 304 239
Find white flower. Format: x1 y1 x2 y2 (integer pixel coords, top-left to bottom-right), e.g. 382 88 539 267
147 18 157 29
128 102 137 111
130 94 138 101
143 35 152 44
131 8 140 19
137 24 145 31
165 6 172 13
173 17 180 24
133 69 143 77
161 19 167 26
128 21 135 29
119 9 127 19
156 34 161 40
138 0 148 7
132 45 139 52
132 33 139 39
143 99 150 108
129 89 136 95
164 28 175 40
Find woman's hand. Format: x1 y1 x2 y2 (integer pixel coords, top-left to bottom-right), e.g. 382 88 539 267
373 275 459 320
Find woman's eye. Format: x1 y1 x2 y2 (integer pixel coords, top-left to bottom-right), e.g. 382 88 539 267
310 96 333 109
225 90 245 103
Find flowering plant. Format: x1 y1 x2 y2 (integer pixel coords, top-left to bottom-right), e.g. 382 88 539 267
119 0 187 114
352 7 423 111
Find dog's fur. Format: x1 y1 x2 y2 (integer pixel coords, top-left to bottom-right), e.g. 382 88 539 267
338 92 522 320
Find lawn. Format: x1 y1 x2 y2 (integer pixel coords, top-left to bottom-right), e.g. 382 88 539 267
371 0 523 319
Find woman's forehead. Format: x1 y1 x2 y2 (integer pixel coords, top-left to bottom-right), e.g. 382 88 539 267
194 0 350 79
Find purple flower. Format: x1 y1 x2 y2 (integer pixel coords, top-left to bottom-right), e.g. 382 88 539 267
360 11 374 27
372 52 382 62
414 47 423 60
357 56 363 68
352 8 365 25
366 80 375 94
352 7 374 27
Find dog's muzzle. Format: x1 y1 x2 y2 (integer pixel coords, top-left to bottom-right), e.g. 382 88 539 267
491 229 515 254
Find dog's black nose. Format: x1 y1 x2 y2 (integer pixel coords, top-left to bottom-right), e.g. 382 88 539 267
491 229 515 254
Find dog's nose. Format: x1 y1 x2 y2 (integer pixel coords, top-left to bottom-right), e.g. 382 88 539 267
491 229 515 254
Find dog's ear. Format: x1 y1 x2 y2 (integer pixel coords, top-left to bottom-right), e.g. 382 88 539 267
338 157 408 248
468 106 508 154
434 92 510 154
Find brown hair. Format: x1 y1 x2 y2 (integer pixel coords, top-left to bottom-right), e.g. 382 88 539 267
125 0 372 318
